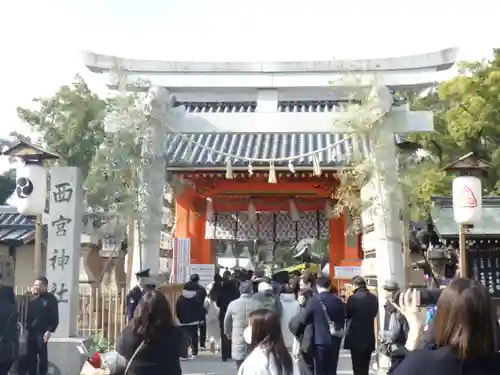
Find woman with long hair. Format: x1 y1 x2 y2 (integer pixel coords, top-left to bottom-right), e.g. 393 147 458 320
389 278 500 375
116 290 186 375
239 309 300 375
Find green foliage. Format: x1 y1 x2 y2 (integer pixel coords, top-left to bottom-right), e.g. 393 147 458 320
404 48 500 216
16 75 107 180
0 169 16 204
87 331 110 354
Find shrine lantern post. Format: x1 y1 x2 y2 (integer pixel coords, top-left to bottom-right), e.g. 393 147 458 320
444 153 492 278
2 141 60 278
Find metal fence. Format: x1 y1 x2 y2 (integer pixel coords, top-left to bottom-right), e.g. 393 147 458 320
14 287 127 351
14 284 183 351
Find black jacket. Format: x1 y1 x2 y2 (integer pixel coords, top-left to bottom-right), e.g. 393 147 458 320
216 281 239 322
344 287 378 352
117 324 185 375
26 292 59 333
389 346 500 375
175 290 205 324
0 303 19 362
289 307 314 355
303 291 345 346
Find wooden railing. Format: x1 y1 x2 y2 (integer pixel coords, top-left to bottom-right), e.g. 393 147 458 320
14 284 184 351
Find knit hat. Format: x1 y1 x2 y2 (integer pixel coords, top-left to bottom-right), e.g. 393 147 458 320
258 282 272 293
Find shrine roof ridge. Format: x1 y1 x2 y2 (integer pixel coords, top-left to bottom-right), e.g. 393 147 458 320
83 48 458 74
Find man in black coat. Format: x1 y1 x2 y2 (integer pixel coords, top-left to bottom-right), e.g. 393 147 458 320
188 274 208 349
302 276 345 375
344 276 378 375
26 277 59 375
216 271 239 361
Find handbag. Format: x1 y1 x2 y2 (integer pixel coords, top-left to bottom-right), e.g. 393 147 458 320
318 299 345 338
101 341 145 375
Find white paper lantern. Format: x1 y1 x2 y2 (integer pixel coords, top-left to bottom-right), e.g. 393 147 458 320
452 176 482 224
14 164 47 214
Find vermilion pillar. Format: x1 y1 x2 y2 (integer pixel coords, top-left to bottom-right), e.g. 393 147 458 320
174 190 211 265
188 197 211 264
329 212 346 279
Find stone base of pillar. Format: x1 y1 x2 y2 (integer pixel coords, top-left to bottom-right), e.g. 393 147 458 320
47 337 91 375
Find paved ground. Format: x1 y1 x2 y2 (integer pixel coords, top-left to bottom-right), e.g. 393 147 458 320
181 349 378 375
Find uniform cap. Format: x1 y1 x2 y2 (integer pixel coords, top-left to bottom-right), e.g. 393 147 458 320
383 280 400 292
135 269 150 278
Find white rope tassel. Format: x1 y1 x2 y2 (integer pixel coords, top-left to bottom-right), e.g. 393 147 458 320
288 160 295 173
268 162 277 183
248 162 254 176
289 199 300 222
312 154 322 176
226 158 234 179
248 201 257 223
206 198 214 221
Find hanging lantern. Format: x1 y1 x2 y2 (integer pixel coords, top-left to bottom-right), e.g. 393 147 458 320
13 164 47 215
206 198 214 221
452 176 482 224
289 199 300 222
248 201 257 223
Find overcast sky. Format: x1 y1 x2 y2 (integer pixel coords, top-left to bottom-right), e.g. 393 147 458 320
0 0 498 139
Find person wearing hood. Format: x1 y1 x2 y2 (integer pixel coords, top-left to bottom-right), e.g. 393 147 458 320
344 276 378 375
176 281 205 359
253 282 282 317
224 281 264 370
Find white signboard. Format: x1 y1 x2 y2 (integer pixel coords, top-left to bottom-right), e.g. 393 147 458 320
45 167 83 337
190 264 215 287
170 238 191 284
334 266 362 279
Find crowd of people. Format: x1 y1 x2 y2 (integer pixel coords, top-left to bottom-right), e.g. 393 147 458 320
1 269 500 375
119 267 500 375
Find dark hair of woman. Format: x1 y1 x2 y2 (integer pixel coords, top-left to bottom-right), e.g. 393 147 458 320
434 278 497 360
131 290 174 341
248 309 294 375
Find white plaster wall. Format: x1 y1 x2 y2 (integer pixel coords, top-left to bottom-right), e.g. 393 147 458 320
12 244 34 289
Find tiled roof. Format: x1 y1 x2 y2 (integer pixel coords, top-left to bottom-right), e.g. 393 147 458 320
180 102 256 113
0 209 35 244
165 132 370 169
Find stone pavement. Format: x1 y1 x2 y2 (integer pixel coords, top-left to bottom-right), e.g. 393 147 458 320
181 349 377 375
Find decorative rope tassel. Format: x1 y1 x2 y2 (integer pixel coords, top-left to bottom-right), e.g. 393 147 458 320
312 154 322 176
289 199 300 222
248 201 257 223
206 198 214 221
225 158 234 179
268 162 277 183
248 162 254 176
288 160 295 173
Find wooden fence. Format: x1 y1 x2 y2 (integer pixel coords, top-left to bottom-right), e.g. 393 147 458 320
14 284 184 351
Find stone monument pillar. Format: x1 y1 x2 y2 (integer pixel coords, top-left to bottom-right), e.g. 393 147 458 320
45 167 89 375
45 166 84 337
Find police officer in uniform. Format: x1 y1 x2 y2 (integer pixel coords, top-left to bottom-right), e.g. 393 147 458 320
126 269 155 322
